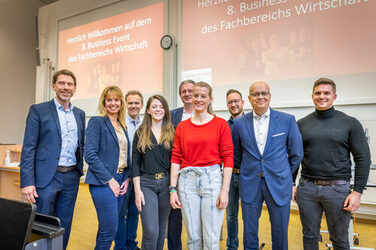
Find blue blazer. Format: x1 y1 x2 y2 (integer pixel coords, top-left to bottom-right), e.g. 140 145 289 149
20 100 85 188
170 107 184 128
232 109 303 206
85 116 131 186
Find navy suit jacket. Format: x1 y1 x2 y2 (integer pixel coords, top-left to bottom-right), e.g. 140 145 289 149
232 109 303 206
170 107 184 128
85 116 131 186
20 99 85 188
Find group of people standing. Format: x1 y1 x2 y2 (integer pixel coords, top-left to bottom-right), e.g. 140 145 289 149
20 69 371 250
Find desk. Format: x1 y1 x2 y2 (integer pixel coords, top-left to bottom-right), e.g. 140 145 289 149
0 145 22 200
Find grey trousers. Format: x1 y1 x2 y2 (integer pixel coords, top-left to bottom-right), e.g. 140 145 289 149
296 177 351 250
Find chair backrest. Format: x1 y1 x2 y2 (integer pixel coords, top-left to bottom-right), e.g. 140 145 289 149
0 198 36 250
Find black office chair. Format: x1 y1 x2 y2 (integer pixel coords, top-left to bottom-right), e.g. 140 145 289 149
0 197 36 249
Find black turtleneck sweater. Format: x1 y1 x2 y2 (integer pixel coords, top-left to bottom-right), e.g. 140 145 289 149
295 107 371 193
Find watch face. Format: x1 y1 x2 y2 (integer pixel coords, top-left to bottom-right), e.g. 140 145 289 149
161 35 172 49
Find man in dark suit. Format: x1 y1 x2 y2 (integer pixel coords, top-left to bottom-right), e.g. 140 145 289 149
225 89 245 250
232 81 303 250
20 69 85 249
168 79 195 250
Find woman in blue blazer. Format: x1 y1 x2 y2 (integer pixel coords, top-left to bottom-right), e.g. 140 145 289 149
85 86 131 250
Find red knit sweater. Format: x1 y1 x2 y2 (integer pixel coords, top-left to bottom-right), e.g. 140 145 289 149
171 116 234 169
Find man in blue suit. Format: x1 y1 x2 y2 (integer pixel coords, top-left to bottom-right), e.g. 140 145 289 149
232 81 303 250
168 79 194 250
20 69 85 249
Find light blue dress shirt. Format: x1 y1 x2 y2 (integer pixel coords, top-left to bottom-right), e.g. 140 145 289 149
126 114 143 163
54 98 78 167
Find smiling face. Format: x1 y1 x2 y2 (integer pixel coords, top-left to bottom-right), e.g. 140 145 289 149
52 74 76 105
105 93 121 117
227 92 244 118
312 84 337 111
192 86 211 114
126 94 143 120
180 82 194 107
147 98 165 122
248 82 271 116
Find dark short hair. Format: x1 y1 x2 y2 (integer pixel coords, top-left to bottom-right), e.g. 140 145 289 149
313 78 336 93
226 89 243 99
52 69 76 86
179 80 195 95
125 90 144 104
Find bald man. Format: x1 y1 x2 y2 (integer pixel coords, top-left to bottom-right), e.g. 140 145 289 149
232 82 303 250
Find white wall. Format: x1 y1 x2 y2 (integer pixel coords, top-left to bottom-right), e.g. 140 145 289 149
0 0 45 144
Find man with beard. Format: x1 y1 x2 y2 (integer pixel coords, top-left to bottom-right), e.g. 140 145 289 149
225 89 245 250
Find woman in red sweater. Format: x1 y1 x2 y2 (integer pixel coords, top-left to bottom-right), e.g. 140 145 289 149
170 81 234 250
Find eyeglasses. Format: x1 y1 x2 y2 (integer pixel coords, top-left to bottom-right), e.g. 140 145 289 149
249 92 270 98
227 99 241 105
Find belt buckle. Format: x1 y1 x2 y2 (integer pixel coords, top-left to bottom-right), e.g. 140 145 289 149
155 173 164 179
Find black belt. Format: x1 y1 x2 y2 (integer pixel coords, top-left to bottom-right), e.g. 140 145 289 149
56 165 76 173
141 172 168 180
304 177 348 186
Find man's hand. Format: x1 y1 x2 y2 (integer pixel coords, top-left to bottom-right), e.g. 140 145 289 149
22 185 38 203
343 191 362 212
292 186 297 202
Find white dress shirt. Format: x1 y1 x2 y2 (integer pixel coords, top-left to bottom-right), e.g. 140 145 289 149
253 108 270 155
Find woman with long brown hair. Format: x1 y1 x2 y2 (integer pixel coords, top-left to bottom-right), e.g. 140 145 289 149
132 94 175 250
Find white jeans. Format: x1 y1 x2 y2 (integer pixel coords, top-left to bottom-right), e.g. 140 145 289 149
178 165 224 250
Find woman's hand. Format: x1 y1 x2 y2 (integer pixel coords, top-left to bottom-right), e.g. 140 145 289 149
119 178 130 196
170 191 181 209
216 189 229 209
134 189 145 212
108 178 120 197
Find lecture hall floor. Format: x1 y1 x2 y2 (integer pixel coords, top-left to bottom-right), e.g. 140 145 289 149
68 184 376 250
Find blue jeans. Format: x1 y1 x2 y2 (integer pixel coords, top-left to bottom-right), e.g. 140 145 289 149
114 181 139 250
226 173 240 250
296 177 351 250
90 173 125 250
241 177 290 250
139 175 171 250
36 169 80 250
178 165 224 250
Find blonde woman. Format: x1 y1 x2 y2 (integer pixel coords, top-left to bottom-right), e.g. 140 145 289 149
170 82 234 249
85 86 131 250
132 95 175 250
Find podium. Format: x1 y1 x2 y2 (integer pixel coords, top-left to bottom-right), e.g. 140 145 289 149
0 198 64 250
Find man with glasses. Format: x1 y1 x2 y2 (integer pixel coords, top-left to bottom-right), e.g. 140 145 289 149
225 89 244 250
232 81 303 250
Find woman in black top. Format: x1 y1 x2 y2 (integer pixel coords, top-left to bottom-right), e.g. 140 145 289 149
132 94 175 250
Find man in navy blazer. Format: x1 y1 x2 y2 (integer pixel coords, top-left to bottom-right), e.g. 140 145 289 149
20 69 85 249
232 81 303 250
168 79 195 250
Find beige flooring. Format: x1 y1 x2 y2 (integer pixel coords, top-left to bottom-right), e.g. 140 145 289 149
68 184 376 249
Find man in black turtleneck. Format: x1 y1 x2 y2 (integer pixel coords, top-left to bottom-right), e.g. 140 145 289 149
293 78 371 250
